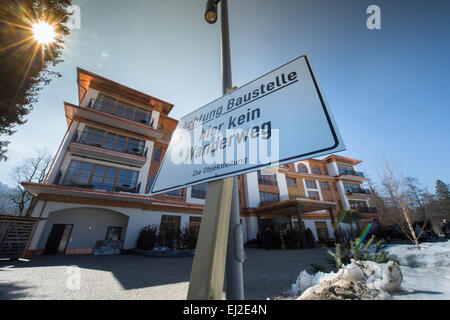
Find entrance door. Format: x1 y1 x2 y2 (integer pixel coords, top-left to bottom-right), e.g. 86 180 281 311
315 221 330 242
45 224 73 254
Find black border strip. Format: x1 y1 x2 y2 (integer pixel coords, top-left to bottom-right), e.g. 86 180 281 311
150 54 342 195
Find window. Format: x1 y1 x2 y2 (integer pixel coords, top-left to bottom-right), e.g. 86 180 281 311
192 183 207 199
147 177 155 193
344 183 364 193
62 161 94 187
315 221 329 242
259 192 280 202
105 227 123 241
79 126 145 155
166 189 183 197
115 169 138 192
79 127 104 147
153 148 161 161
93 93 152 126
94 93 115 114
349 201 368 211
90 166 107 190
308 191 320 200
126 138 145 155
160 215 181 233
305 179 318 189
297 164 308 173
62 160 138 193
338 164 355 175
257 171 277 186
312 166 321 175
103 168 118 191
320 181 330 190
286 177 297 187
134 108 151 125
189 216 201 232
112 135 127 152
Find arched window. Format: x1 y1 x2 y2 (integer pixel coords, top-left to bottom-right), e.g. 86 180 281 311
297 164 308 173
312 166 321 175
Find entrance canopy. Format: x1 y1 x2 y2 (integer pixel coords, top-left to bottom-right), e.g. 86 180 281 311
255 197 336 217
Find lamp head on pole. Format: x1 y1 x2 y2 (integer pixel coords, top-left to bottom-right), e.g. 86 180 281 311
205 0 220 24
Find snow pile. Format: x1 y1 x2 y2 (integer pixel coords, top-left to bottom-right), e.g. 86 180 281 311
290 260 402 300
388 241 450 269
386 240 450 300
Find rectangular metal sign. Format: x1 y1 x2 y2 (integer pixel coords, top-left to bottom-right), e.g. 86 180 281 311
150 55 345 195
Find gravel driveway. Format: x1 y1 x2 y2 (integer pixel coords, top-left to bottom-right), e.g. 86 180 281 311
0 248 329 300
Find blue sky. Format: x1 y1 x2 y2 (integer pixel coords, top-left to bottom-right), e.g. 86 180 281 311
1 0 449 192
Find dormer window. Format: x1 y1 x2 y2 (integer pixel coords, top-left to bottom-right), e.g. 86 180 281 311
297 164 308 173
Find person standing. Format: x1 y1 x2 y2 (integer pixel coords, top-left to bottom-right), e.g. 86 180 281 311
441 219 450 239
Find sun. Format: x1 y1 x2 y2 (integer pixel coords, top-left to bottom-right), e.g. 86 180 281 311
32 21 56 44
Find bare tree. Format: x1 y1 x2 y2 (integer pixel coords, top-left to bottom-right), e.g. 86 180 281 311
378 160 421 249
2 148 53 216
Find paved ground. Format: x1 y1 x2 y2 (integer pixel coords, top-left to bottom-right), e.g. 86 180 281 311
0 248 329 300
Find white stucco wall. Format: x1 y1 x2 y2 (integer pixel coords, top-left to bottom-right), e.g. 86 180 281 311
81 88 99 108
246 172 260 208
247 216 259 240
277 172 289 201
28 201 203 251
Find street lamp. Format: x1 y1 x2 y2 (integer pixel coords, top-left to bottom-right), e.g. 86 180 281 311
32 21 56 44
203 0 245 301
205 0 220 24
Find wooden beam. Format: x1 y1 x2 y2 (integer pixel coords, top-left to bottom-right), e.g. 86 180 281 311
187 178 234 300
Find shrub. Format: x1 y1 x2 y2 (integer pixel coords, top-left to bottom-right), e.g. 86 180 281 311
180 227 199 250
157 224 181 250
136 225 158 250
311 235 396 273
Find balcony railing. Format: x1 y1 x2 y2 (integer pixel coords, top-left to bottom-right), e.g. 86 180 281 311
87 98 155 128
54 169 141 194
339 169 365 177
350 206 378 213
345 187 371 195
72 130 148 157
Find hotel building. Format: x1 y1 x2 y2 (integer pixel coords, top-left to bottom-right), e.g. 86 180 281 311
22 69 378 256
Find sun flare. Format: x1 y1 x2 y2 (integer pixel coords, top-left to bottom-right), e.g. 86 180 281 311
32 21 56 44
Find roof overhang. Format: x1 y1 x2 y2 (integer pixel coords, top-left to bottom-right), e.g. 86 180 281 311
323 155 362 165
77 68 174 115
255 198 336 216
21 183 204 213
64 102 165 139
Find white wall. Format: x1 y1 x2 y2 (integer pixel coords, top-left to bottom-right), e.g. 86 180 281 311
28 201 204 251
81 89 99 108
137 140 154 193
246 172 260 208
247 216 259 240
46 121 82 185
277 172 289 201
185 186 206 205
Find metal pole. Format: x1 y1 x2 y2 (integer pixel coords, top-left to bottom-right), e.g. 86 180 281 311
220 0 245 300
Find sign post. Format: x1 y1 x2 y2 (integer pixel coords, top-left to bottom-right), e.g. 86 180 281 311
152 4 346 302
187 0 242 300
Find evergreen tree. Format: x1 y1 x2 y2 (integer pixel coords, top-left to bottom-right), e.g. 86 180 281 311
436 180 450 217
0 0 72 160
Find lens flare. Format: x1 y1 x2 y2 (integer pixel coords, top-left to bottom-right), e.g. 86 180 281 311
32 21 56 44
356 223 372 247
